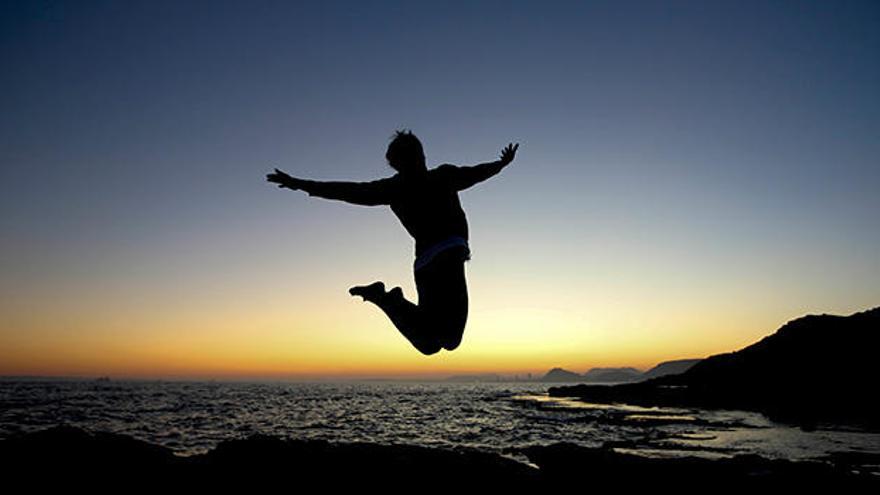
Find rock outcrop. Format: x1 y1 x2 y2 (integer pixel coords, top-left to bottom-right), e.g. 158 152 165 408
1 426 875 488
550 307 880 429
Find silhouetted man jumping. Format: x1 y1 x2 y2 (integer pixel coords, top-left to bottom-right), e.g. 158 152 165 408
267 130 518 355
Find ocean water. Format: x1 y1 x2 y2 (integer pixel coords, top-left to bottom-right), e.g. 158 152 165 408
1 379 878 470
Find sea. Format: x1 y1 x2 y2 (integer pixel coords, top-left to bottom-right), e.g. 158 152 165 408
1 379 878 471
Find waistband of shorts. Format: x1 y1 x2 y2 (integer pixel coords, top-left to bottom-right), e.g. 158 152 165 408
414 236 470 271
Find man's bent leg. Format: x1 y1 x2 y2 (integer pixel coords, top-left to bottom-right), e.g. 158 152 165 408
364 286 442 355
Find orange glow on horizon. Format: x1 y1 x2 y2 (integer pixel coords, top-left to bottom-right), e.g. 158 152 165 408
0 298 793 380
3 239 873 380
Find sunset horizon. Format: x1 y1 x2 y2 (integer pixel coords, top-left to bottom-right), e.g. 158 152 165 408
3 304 875 381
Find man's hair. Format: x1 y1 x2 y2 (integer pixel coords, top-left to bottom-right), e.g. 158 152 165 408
386 129 425 172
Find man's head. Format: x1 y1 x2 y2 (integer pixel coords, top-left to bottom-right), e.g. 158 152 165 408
386 129 427 174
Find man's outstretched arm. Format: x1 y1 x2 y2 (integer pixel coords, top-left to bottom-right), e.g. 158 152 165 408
266 169 394 206
442 143 519 191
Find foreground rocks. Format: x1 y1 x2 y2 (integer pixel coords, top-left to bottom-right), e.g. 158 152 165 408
0 426 875 488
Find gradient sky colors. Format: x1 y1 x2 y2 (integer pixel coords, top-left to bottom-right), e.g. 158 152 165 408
2 1 879 379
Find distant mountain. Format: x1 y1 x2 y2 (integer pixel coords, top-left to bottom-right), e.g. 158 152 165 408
549 307 880 429
639 359 702 381
540 368 584 382
581 367 642 383
541 367 644 383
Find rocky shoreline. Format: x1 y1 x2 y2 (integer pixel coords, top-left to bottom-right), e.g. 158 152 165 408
1 425 875 488
550 308 880 430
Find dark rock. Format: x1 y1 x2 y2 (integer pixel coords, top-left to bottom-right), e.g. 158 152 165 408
0 424 179 468
639 358 703 380
550 307 880 429
0 426 537 488
1 426 875 489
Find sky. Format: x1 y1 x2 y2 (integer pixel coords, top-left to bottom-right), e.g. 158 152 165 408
1 0 878 380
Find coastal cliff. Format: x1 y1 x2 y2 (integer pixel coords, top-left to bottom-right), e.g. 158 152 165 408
550 307 880 428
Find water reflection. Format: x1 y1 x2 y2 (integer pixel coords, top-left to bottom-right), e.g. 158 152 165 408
518 392 880 469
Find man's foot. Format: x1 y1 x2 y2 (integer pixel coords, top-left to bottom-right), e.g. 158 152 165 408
349 281 386 303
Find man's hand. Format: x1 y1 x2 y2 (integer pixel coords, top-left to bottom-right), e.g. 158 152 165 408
499 142 519 166
266 168 304 190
